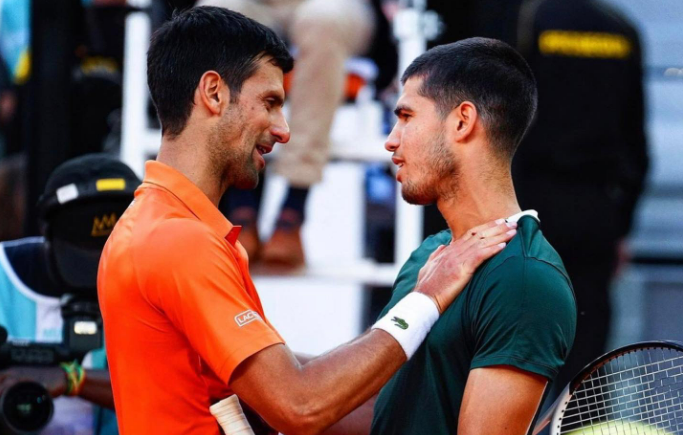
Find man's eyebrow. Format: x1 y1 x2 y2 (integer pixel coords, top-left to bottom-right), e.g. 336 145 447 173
393 105 413 116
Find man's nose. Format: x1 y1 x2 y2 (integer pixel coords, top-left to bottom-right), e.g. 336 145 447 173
385 124 400 152
271 114 290 144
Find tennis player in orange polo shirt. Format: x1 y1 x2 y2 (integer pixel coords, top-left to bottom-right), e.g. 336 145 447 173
97 7 517 435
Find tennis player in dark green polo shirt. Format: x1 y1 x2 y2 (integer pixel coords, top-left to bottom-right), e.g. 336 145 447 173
345 38 577 435
371 211 576 434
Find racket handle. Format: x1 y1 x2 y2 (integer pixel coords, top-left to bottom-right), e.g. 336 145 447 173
210 395 256 435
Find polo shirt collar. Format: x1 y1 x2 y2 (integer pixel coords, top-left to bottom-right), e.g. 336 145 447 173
142 161 241 243
507 209 539 223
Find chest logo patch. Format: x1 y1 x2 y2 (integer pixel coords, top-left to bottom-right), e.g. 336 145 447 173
235 310 262 328
391 316 409 330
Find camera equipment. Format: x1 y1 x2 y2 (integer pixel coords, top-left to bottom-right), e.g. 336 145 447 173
0 296 101 435
0 327 55 435
0 155 140 433
0 291 103 435
0 381 53 435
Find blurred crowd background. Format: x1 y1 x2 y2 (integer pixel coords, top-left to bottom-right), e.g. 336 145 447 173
0 0 682 433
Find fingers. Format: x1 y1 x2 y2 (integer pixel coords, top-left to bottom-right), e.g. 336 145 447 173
459 219 505 243
462 241 509 271
435 225 515 266
457 219 516 247
480 221 516 240
474 228 516 251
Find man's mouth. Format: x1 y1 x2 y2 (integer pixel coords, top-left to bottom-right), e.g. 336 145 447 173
256 145 273 156
392 156 405 168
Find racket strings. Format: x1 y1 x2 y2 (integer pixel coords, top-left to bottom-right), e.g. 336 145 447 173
564 367 683 404
562 381 683 420
577 356 683 389
558 348 683 434
560 392 683 433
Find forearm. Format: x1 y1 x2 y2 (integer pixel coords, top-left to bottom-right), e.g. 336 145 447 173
294 331 401 432
78 369 115 409
233 330 404 435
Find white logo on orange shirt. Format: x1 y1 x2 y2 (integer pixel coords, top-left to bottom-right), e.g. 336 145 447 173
235 310 262 327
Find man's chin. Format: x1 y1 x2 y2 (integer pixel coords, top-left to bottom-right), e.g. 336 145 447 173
401 187 435 206
233 172 261 190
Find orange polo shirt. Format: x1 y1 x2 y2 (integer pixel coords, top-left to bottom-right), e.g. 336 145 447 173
98 161 284 435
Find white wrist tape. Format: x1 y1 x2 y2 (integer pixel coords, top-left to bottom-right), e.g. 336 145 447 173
372 292 440 359
210 395 255 435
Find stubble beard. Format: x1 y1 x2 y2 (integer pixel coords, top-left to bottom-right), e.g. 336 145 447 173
401 130 459 205
208 105 261 191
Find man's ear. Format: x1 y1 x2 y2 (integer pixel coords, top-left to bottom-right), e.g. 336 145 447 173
197 70 228 116
448 101 478 143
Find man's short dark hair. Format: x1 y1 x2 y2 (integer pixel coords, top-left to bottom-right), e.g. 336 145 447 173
147 6 293 138
402 37 538 160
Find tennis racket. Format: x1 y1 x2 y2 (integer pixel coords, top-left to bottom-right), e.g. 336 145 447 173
211 395 278 435
533 341 683 435
211 395 255 435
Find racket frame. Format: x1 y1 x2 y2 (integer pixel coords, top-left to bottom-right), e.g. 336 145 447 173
532 340 683 435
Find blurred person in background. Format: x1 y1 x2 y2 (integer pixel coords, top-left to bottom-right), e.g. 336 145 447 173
513 0 649 401
1 0 129 235
0 154 25 241
0 153 139 434
195 0 389 269
0 0 29 158
0 0 128 158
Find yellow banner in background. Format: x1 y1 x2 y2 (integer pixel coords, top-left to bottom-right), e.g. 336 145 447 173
539 30 632 59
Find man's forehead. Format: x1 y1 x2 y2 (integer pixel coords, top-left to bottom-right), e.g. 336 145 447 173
242 59 285 94
396 76 428 109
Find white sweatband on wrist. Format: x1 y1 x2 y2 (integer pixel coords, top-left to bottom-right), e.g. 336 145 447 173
210 395 255 435
372 292 440 359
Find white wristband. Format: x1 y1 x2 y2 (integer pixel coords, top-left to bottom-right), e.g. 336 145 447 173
372 292 440 359
210 395 255 435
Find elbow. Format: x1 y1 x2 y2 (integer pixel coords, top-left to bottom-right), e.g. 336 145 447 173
274 401 330 435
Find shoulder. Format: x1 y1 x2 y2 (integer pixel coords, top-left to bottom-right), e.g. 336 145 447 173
383 230 453 314
473 218 575 314
410 230 452 264
129 217 239 286
472 255 576 331
395 230 452 281
136 218 230 262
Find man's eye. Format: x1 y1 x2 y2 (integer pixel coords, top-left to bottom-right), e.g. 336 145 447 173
266 98 281 108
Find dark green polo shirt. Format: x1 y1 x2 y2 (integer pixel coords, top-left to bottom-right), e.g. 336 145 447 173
371 215 577 435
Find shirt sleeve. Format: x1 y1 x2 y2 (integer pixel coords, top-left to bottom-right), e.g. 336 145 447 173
137 219 283 384
469 256 577 380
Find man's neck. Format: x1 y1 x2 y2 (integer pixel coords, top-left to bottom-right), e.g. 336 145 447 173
157 133 226 207
437 168 521 239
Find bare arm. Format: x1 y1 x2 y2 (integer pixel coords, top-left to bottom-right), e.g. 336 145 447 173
232 332 401 435
458 366 547 435
231 220 517 435
296 353 376 435
78 369 115 409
